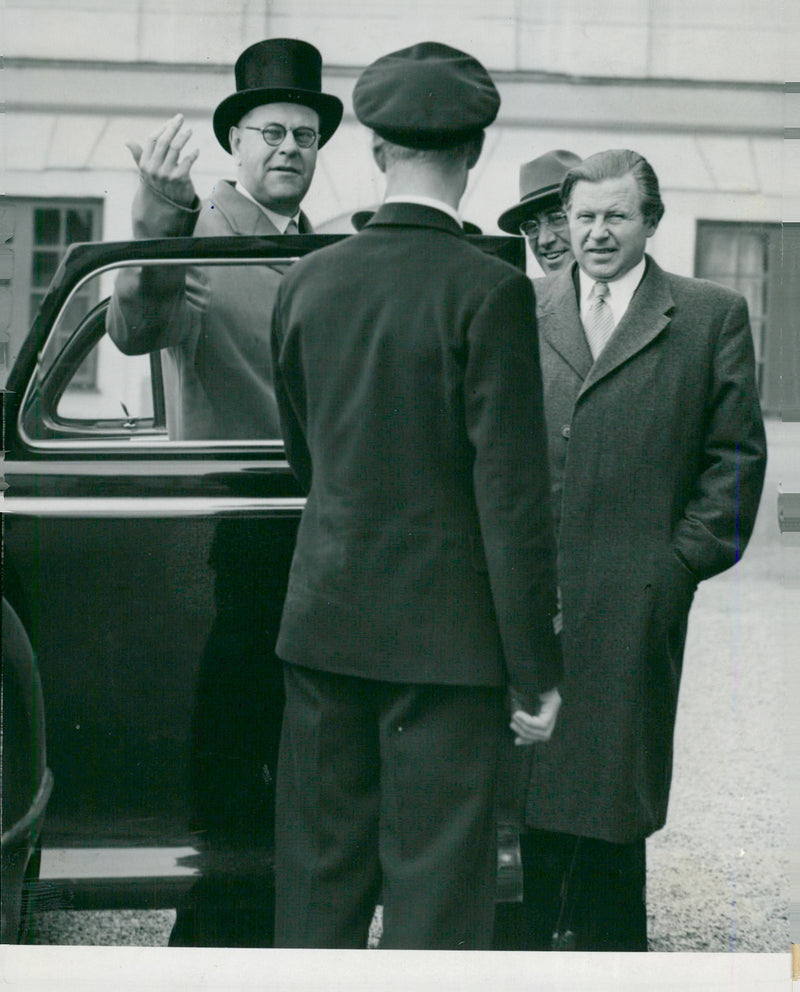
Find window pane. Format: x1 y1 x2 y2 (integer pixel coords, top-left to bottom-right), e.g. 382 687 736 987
35 208 61 245
57 339 154 418
66 209 94 244
735 277 765 319
737 235 767 276
698 232 737 277
32 251 60 287
696 221 780 409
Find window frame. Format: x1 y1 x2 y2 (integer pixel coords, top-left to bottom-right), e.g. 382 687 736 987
694 219 781 412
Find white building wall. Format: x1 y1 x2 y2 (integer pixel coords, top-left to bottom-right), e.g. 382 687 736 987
4 0 792 83
1 1 794 382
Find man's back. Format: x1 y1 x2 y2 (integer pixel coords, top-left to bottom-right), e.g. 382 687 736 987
272 202 561 695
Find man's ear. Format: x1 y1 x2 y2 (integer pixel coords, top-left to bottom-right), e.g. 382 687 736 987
465 132 485 171
371 133 388 174
229 126 241 162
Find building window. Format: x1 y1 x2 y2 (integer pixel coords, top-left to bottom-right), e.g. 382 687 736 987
695 221 781 412
4 198 103 389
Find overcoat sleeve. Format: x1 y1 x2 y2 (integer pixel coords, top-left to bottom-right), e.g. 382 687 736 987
105 178 205 355
672 294 767 581
271 281 312 494
464 271 562 699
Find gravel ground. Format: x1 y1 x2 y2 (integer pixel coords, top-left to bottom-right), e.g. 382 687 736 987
25 420 797 952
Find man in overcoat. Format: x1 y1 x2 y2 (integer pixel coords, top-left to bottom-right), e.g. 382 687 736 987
495 148 767 951
270 42 563 949
106 37 342 440
105 39 343 948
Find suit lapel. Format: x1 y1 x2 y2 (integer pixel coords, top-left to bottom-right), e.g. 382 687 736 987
209 180 314 236
580 256 674 397
537 266 593 381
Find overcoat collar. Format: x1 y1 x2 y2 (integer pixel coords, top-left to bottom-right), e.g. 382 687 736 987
365 201 465 237
536 264 592 380
538 255 675 397
208 179 313 236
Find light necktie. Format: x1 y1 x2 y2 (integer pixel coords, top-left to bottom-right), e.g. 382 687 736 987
284 218 299 235
583 281 615 359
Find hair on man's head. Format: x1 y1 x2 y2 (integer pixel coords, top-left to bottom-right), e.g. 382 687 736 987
561 149 665 225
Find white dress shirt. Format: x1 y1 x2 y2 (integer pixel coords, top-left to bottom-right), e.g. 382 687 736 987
234 182 301 232
578 256 647 353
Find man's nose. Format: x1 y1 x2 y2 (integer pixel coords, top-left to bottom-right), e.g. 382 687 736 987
277 131 301 153
538 225 557 247
587 217 609 240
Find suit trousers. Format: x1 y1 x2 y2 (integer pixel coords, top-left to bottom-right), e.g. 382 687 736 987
493 828 647 951
274 662 505 949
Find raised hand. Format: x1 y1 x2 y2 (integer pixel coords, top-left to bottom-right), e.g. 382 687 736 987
127 113 199 209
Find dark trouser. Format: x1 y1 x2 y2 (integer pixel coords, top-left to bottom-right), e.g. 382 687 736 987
493 828 648 951
275 662 505 949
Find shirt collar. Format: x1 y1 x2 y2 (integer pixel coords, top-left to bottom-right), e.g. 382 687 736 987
383 195 463 228
578 256 647 327
234 182 301 233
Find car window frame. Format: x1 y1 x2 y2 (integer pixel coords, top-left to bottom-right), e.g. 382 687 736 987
9 234 526 457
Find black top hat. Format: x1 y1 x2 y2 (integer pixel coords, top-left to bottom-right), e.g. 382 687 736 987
213 38 343 153
497 150 582 234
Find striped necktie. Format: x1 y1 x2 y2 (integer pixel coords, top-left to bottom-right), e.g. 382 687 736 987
583 280 615 359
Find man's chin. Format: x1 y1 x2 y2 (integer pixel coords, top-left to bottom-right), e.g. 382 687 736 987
581 255 619 279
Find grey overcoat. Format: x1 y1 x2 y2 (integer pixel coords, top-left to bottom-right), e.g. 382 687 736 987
524 257 767 843
107 178 310 439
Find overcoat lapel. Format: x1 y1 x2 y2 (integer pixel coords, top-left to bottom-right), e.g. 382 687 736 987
209 180 314 235
537 266 593 380
580 256 674 398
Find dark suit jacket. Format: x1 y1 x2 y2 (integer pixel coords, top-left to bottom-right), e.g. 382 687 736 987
270 202 562 698
525 257 767 843
107 179 311 440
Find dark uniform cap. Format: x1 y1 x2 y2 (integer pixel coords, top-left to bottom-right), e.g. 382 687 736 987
352 41 500 149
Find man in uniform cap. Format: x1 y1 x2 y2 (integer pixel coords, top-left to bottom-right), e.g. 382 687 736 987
271 42 562 949
498 149 581 274
107 37 342 440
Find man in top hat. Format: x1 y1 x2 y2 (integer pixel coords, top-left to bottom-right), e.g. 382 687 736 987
270 42 563 949
106 37 342 441
105 38 341 950
498 150 581 275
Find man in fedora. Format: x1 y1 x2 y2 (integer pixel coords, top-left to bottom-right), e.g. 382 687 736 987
107 37 342 441
270 41 562 950
498 150 581 275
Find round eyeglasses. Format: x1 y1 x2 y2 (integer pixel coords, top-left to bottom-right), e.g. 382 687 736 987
244 124 320 149
519 210 568 238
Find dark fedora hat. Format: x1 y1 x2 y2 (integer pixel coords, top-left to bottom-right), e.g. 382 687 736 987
497 150 582 234
213 38 343 153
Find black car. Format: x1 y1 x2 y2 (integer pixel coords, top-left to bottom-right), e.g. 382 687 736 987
1 232 525 944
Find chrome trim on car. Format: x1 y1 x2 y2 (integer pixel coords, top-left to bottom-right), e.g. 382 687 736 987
0 497 306 518
40 846 200 881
